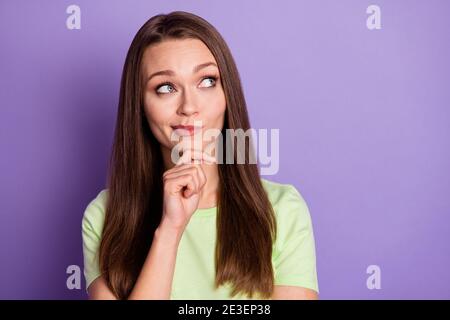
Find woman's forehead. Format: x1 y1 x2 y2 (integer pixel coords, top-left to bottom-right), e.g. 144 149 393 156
142 38 217 75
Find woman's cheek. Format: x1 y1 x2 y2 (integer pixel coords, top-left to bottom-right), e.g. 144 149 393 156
203 90 226 114
145 97 174 120
143 103 170 140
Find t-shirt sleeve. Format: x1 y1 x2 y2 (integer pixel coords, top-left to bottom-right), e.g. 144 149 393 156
81 190 107 292
272 185 319 294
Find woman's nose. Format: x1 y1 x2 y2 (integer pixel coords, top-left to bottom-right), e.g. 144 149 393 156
177 88 199 116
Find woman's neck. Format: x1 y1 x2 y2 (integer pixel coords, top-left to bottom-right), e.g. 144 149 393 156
161 147 219 209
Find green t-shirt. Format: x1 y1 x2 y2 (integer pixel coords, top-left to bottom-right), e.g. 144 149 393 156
81 178 319 299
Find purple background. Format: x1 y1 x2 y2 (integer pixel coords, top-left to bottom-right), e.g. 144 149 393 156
1 0 449 299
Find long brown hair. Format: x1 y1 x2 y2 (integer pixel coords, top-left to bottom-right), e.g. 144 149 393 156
99 11 277 299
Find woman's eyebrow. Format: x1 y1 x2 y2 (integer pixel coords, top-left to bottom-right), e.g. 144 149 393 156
146 62 218 84
193 61 217 73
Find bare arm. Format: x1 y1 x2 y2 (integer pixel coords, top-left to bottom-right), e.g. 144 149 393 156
128 220 183 299
87 220 183 300
87 149 211 300
87 276 116 300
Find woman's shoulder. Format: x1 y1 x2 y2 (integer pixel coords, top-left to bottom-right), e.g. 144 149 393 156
81 189 109 235
260 178 307 209
260 178 312 227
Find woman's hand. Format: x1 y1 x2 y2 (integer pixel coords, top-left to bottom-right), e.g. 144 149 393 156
160 149 216 231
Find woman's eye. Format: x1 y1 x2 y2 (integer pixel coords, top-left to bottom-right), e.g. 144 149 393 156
199 77 216 88
156 83 175 94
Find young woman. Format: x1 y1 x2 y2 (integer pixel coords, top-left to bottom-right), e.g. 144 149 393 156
82 11 319 300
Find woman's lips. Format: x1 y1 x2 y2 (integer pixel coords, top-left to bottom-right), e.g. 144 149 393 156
171 125 203 136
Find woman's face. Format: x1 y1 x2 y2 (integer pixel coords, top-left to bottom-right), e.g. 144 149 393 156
142 38 226 161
